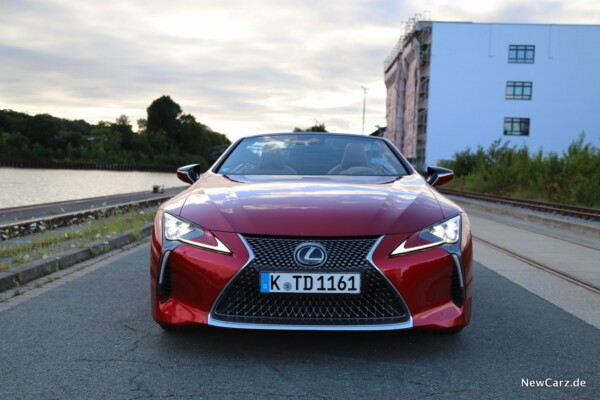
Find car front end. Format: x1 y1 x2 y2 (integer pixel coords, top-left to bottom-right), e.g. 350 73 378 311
150 133 472 332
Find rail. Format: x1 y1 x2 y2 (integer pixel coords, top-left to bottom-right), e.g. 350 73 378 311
0 160 178 173
438 188 600 222
474 235 600 295
0 195 171 240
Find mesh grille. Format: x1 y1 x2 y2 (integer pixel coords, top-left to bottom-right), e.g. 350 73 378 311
244 236 376 270
212 236 409 325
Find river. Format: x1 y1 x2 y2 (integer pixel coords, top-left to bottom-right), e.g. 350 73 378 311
0 167 182 208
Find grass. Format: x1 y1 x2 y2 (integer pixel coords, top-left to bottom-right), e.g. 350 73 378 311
441 134 600 208
0 207 156 269
12 280 22 296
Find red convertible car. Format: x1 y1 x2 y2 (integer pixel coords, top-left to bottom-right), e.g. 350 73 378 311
150 133 472 333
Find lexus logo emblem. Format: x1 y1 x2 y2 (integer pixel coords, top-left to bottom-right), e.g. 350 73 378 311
294 243 327 267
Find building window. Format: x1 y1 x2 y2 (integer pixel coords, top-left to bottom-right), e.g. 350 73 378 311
504 118 530 136
506 81 533 100
508 45 535 63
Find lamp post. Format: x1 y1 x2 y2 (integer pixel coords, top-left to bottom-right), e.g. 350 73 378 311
361 86 368 135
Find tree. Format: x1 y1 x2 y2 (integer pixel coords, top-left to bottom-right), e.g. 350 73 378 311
179 114 210 155
115 114 135 151
293 121 328 132
136 118 147 133
0 97 231 167
146 96 182 142
22 114 59 147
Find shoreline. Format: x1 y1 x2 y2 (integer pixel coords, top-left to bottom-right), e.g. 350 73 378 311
0 160 178 173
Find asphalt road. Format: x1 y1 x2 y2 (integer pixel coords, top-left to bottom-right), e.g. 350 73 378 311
0 244 598 400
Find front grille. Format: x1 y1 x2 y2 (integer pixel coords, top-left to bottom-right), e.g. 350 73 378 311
212 236 409 325
244 236 376 270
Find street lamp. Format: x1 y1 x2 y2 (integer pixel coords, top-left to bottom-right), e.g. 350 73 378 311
361 86 368 135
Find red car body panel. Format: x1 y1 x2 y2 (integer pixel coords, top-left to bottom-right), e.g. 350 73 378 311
151 230 250 325
178 174 445 237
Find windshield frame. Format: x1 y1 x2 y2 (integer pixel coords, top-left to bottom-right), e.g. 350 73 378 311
212 133 414 177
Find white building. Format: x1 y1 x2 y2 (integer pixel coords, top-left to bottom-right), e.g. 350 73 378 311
384 21 600 168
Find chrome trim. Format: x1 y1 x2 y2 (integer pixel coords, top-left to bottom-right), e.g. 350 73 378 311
207 316 413 331
207 235 413 331
367 236 413 325
451 253 466 297
207 234 256 318
294 242 327 267
157 250 172 287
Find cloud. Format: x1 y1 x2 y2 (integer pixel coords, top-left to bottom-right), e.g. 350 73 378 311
405 0 599 24
0 0 597 140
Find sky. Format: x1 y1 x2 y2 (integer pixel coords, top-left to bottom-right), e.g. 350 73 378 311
1 0 598 142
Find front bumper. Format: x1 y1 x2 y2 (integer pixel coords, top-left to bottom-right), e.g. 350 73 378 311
151 228 472 331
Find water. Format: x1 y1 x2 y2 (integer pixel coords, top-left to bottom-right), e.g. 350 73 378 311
0 168 182 208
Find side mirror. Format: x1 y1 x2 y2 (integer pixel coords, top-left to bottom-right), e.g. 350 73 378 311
426 166 453 187
177 164 202 184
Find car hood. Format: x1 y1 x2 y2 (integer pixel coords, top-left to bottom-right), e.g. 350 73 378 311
177 174 447 237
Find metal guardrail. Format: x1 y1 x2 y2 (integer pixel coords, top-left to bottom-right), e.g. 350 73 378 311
0 160 178 173
0 195 171 240
439 188 600 222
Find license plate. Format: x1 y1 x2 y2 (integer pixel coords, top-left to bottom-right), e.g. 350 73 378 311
260 272 360 294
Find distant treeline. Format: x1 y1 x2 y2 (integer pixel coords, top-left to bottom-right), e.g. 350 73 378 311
0 96 231 170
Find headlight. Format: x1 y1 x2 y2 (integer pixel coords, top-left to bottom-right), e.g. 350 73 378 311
391 215 460 256
163 212 231 254
164 213 195 240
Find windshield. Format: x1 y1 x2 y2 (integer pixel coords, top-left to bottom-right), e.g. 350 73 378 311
216 134 409 176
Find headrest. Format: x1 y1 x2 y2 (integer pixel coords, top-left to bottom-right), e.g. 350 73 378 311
259 144 285 169
341 143 369 169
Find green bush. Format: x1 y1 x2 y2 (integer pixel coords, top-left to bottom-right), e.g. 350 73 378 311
442 134 600 208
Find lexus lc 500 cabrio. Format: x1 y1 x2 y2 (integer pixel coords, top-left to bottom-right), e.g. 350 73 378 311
150 133 472 333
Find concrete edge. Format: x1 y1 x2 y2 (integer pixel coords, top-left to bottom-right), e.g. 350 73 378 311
450 196 600 238
0 223 153 293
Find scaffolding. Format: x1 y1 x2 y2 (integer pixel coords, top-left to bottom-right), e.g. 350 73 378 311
384 13 432 169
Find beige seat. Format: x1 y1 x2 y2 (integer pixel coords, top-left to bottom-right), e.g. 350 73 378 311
328 143 374 174
252 145 297 174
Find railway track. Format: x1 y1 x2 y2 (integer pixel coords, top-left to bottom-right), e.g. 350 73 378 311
438 188 600 222
474 235 600 295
